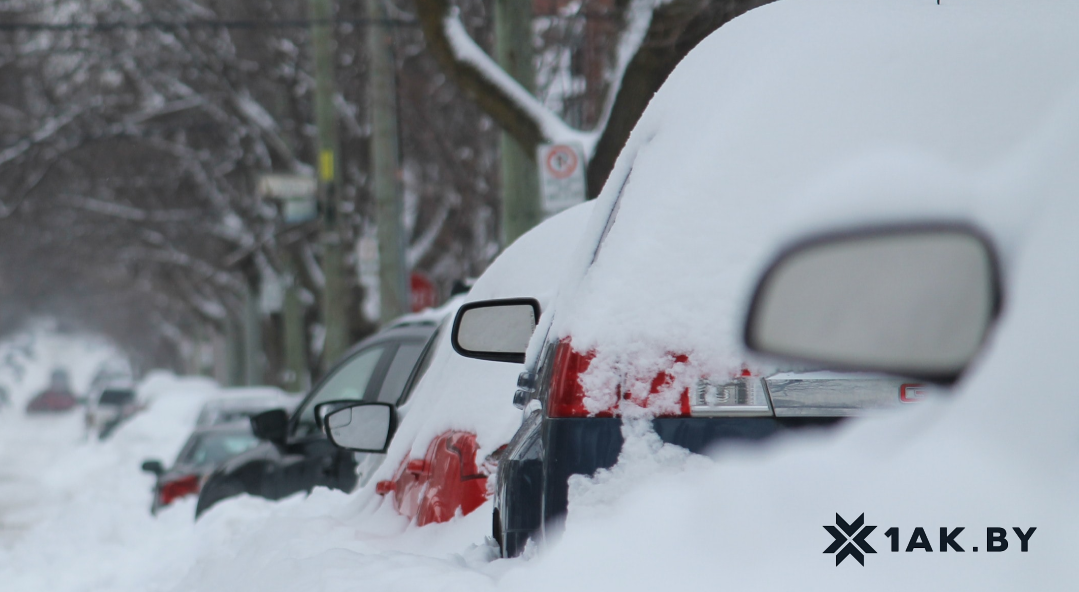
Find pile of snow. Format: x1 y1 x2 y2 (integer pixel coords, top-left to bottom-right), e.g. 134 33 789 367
540 0 1079 390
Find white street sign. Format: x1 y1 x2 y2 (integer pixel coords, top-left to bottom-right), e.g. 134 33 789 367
537 142 587 216
257 173 317 223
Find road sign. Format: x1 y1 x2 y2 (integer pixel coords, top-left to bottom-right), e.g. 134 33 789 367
257 173 317 223
537 142 587 216
410 272 438 312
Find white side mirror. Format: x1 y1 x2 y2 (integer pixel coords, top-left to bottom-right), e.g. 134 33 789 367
745 225 1001 383
451 298 540 363
324 402 396 453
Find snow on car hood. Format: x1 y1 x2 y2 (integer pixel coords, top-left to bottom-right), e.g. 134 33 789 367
540 0 1079 386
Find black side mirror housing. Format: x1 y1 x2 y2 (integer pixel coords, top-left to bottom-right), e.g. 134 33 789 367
250 408 289 445
141 459 165 476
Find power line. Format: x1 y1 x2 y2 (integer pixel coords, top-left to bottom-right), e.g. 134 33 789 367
0 11 620 34
0 18 419 33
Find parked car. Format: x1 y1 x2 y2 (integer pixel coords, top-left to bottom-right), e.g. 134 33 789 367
436 0 1078 558
85 383 141 439
194 318 439 517
141 422 261 515
195 388 299 427
510 5 1079 588
320 201 596 526
25 368 77 414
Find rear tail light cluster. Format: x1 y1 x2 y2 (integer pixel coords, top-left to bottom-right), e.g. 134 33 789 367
159 474 200 507
547 339 773 418
688 376 772 416
547 341 602 418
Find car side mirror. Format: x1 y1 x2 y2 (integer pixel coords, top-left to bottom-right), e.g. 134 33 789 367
744 225 1001 384
451 298 540 363
141 459 164 476
323 402 397 453
314 400 363 433
250 408 289 445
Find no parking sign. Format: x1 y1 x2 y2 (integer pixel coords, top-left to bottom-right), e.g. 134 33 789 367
537 142 587 216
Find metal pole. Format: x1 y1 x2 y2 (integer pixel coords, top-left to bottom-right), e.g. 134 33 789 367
367 0 408 325
495 0 541 246
309 0 350 369
243 281 263 385
282 253 310 392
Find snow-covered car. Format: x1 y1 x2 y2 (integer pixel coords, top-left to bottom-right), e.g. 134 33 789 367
441 0 1079 559
516 3 1079 589
85 383 141 440
321 201 594 527
193 318 439 517
141 422 261 515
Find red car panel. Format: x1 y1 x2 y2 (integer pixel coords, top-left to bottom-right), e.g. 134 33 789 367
377 431 488 526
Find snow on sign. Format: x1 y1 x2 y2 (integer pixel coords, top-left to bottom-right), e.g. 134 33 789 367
538 142 587 216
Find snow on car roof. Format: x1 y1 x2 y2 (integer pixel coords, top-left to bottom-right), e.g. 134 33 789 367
371 200 596 475
541 0 1079 383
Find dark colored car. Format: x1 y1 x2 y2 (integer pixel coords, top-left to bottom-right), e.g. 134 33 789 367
194 320 438 517
141 422 261 514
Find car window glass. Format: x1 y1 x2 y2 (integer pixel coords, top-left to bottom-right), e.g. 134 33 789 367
99 389 134 406
295 346 386 433
185 433 260 466
376 343 425 404
400 325 442 405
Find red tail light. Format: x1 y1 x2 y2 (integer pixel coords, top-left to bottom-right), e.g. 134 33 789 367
548 339 693 418
548 340 602 418
159 474 200 507
546 339 773 418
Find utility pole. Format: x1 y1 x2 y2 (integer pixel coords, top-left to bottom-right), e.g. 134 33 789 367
367 0 408 325
281 253 309 392
243 281 262 385
309 0 350 370
495 0 541 246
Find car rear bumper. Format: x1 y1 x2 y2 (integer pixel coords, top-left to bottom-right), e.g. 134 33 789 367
540 415 842 526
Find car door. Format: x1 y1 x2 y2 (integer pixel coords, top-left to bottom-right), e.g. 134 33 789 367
279 337 431 497
278 343 393 497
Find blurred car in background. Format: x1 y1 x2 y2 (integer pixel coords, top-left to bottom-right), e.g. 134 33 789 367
25 368 77 414
195 388 299 427
321 200 595 528
194 317 440 517
141 422 261 515
85 383 141 440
